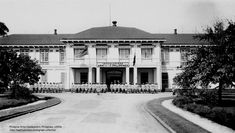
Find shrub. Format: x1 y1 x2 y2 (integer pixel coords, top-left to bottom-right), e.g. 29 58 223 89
184 103 198 112
10 85 33 99
198 90 218 106
173 94 235 130
193 105 211 116
172 96 193 108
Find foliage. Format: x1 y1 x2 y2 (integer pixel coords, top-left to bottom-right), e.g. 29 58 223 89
173 20 235 103
198 89 218 106
0 22 9 37
172 96 193 108
173 95 235 130
174 89 218 106
0 96 38 110
0 49 44 98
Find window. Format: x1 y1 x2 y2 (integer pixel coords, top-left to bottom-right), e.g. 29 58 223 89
59 49 65 64
80 72 88 83
40 49 49 65
41 70 47 82
20 49 29 56
181 48 189 66
119 48 130 59
96 48 107 59
74 47 88 59
74 48 83 59
141 48 152 59
161 48 169 65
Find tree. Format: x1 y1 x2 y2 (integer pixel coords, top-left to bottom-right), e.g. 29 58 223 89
174 20 235 103
0 22 9 37
0 49 44 97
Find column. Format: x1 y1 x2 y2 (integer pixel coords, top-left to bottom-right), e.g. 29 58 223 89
154 68 157 83
157 67 162 90
156 43 162 90
96 67 100 83
126 67 130 84
88 67 92 83
65 67 70 90
134 67 137 84
70 68 74 84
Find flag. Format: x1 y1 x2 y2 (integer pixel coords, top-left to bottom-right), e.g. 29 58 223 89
78 46 88 57
133 53 136 66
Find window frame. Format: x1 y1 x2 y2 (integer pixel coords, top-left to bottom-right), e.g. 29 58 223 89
96 48 107 59
141 48 152 60
119 48 130 59
40 49 49 65
59 49 65 64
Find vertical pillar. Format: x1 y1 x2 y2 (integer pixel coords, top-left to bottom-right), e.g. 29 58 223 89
88 67 92 83
134 67 137 84
154 68 157 83
156 43 162 90
96 67 100 83
126 67 130 84
157 67 162 90
65 67 70 90
70 68 74 84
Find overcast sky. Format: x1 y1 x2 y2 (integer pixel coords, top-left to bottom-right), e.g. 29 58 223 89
0 0 235 34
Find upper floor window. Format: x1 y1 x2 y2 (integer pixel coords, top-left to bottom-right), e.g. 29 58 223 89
20 49 29 56
141 48 152 59
96 48 107 59
40 49 49 64
119 48 130 59
180 48 189 66
161 48 169 65
59 49 65 64
74 47 88 59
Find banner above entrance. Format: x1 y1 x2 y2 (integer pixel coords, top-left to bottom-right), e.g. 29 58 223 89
97 62 129 67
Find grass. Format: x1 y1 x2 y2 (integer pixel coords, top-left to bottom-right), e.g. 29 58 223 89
0 96 61 121
0 97 38 110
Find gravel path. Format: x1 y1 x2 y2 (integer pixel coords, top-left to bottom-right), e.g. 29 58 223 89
0 93 171 133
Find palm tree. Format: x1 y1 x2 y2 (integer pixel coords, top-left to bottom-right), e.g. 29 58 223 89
0 22 9 37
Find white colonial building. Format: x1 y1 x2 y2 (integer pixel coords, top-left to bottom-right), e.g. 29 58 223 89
0 22 204 91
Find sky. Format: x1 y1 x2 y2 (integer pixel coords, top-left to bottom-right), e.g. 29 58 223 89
0 0 235 34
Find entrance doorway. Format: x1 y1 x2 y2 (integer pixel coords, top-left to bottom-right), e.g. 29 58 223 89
106 70 123 91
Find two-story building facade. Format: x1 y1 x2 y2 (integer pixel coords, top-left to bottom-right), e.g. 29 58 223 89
0 22 204 91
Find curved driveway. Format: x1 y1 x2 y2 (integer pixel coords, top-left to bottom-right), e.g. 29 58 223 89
0 93 171 133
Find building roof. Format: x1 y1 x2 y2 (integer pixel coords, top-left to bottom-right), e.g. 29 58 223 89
68 26 162 40
0 26 206 46
0 34 73 45
153 34 205 45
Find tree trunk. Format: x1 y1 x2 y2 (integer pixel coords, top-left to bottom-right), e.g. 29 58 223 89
218 80 223 104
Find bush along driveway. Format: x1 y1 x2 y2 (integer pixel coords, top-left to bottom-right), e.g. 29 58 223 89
0 96 61 122
146 96 209 133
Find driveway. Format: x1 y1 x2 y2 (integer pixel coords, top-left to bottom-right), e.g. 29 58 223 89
0 93 171 133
